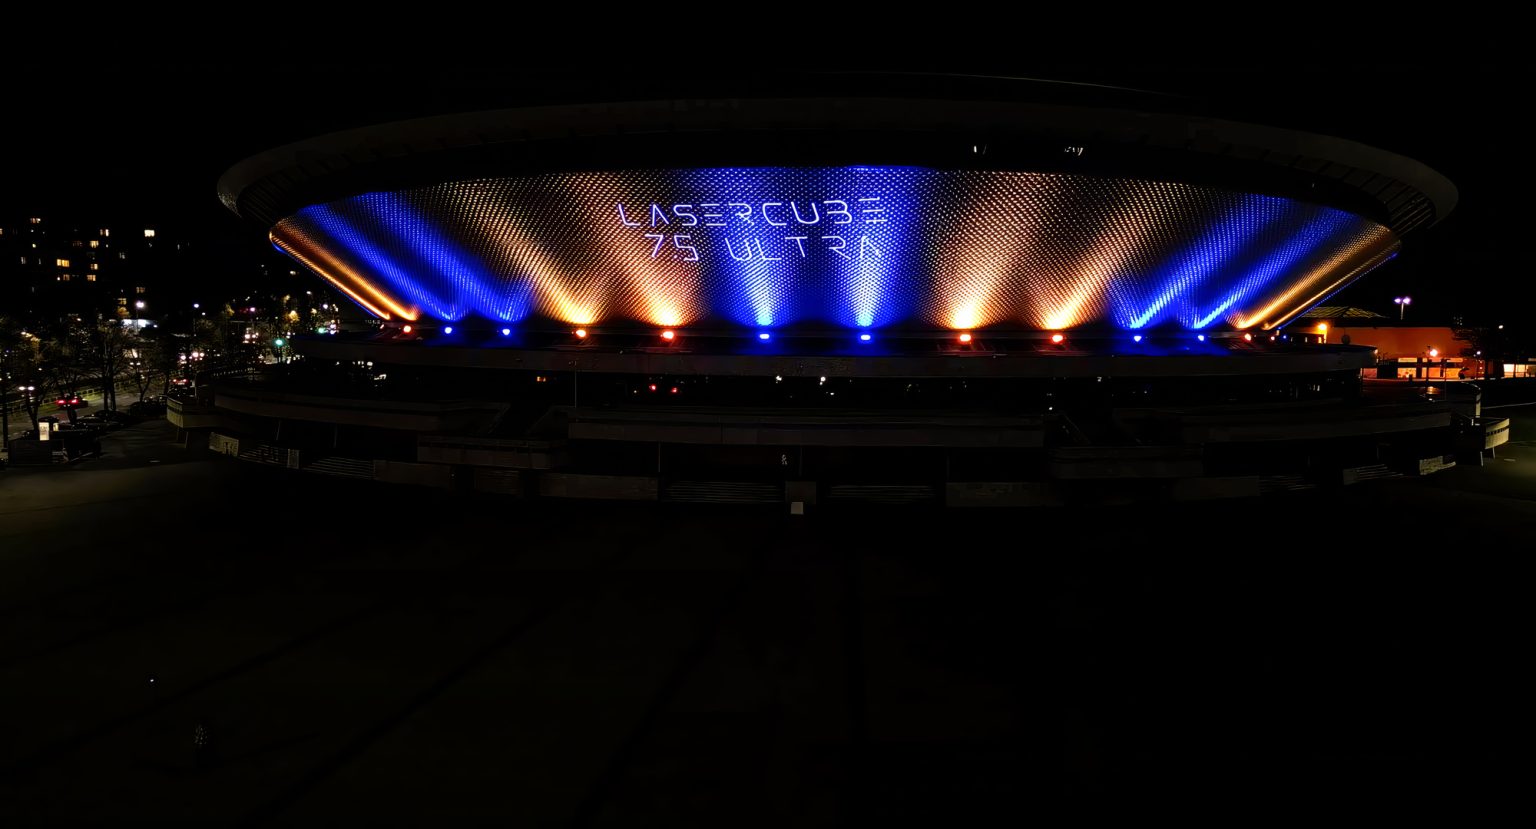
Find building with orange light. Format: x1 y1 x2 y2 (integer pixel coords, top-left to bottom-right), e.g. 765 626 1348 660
178 78 1508 504
1296 307 1488 379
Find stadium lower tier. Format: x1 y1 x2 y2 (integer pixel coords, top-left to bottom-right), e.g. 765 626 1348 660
164 338 1506 506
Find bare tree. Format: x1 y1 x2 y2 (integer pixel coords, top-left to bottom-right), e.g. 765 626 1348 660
2 317 44 441
39 324 91 423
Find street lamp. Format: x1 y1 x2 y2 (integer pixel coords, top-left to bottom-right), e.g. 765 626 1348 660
135 300 146 310
1394 296 1411 320
16 384 38 433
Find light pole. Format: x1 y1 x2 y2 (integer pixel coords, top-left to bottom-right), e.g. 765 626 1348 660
1 349 9 451
1394 296 1411 320
18 384 38 432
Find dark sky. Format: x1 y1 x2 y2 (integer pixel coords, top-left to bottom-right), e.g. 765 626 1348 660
1 51 1522 323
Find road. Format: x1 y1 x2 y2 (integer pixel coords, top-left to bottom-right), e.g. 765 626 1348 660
3 382 165 446
4 396 87 445
0 418 1530 821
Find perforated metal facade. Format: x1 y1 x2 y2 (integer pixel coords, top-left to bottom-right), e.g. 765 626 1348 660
271 167 1397 332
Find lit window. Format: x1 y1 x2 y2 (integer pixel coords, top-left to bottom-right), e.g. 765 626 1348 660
143 229 155 238
135 286 146 294
0 227 5 235
29 217 41 224
60 274 72 282
86 274 97 282
118 252 127 260
56 258 70 267
89 263 99 271
99 228 110 237
117 298 127 306
19 256 26 264
72 240 83 248
89 240 99 249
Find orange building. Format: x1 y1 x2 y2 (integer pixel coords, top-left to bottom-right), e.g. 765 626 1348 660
1297 308 1484 379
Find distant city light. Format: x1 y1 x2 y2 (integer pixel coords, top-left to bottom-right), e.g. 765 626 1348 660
134 300 145 310
273 338 286 347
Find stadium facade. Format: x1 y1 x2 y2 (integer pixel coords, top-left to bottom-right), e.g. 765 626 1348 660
177 85 1504 505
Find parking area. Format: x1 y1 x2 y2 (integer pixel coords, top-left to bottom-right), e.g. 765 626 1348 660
1 418 1530 821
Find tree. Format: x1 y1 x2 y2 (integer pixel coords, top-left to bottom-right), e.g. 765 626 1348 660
92 318 137 412
1 316 44 442
125 327 178 403
38 323 92 423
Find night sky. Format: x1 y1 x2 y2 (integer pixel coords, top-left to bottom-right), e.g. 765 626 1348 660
1 54 1520 324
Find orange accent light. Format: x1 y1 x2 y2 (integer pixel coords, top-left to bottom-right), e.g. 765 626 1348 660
958 332 973 344
575 328 588 339
268 230 417 321
1050 333 1064 344
661 330 676 341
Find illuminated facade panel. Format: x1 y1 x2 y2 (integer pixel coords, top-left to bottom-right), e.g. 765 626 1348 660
271 168 1397 331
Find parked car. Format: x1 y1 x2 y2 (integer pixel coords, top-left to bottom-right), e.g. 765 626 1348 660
128 400 167 416
77 411 131 430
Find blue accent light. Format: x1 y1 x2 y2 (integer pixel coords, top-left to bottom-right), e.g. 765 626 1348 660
303 204 452 320
1123 197 1278 330
859 333 873 342
443 326 454 335
1197 334 1206 342
758 332 771 341
501 328 512 336
360 193 530 323
1133 335 1143 343
1190 210 1362 330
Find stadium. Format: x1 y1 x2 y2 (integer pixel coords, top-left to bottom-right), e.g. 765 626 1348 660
184 80 1494 505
